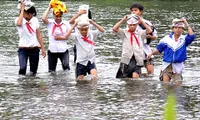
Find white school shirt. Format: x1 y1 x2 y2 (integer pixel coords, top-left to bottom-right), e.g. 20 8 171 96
71 30 103 66
136 19 158 59
117 28 147 66
15 17 40 47
47 19 71 53
162 62 184 74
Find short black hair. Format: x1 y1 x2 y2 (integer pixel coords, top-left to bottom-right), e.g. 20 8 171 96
130 3 144 11
25 6 37 16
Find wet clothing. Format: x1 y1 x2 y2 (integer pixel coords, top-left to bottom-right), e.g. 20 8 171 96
116 28 147 66
71 30 103 66
144 58 154 67
15 17 41 75
46 19 71 72
115 28 147 78
73 44 77 63
73 24 95 63
48 50 70 72
70 29 103 77
157 32 195 80
18 47 40 75
116 55 141 78
159 64 183 82
76 61 96 77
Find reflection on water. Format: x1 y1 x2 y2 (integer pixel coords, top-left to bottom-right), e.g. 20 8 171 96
0 0 200 119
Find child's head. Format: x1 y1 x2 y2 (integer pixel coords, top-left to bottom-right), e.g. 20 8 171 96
23 6 37 20
19 1 36 20
130 3 144 16
172 19 185 35
77 20 90 36
127 14 139 32
53 11 63 22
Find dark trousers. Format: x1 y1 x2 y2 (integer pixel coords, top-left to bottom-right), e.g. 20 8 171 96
48 50 70 72
73 44 77 63
116 55 142 78
75 61 96 77
18 47 40 75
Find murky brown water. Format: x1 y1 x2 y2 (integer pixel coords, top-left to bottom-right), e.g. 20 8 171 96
0 0 200 119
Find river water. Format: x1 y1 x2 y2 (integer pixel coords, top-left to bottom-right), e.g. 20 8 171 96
0 0 200 120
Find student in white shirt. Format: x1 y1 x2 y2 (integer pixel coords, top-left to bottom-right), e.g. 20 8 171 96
68 5 91 63
42 3 71 72
55 19 105 81
113 14 152 79
15 2 46 76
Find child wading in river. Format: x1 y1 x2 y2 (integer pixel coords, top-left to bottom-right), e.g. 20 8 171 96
113 14 152 78
147 18 196 84
55 19 105 81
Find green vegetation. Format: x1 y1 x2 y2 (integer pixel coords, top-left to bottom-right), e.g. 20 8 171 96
163 91 177 120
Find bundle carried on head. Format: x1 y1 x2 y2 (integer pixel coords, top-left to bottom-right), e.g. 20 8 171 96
75 4 91 28
50 0 67 15
78 4 90 19
77 18 90 28
172 18 185 28
127 14 139 25
17 0 35 10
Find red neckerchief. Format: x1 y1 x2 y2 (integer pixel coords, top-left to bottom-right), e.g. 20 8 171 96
82 36 94 46
26 22 34 34
52 23 63 35
128 30 140 46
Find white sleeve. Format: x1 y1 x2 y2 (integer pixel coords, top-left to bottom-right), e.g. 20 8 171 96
35 17 40 29
88 29 103 42
116 28 126 40
15 17 19 25
69 32 77 42
65 21 72 32
141 29 147 41
91 30 103 39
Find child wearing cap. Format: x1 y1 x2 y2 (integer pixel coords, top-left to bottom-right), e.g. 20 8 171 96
147 18 196 84
113 14 152 79
15 1 46 76
55 19 105 81
42 1 71 72
130 3 158 74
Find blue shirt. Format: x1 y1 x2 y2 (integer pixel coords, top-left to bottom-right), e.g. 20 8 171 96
157 32 196 63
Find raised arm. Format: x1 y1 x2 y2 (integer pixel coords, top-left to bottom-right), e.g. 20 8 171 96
112 16 127 33
89 19 105 32
139 17 152 34
181 18 194 35
147 34 157 40
147 26 157 40
16 3 24 26
55 21 78 40
42 4 51 24
69 10 87 24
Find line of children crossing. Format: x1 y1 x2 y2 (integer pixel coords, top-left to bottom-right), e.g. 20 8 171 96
15 1 195 84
